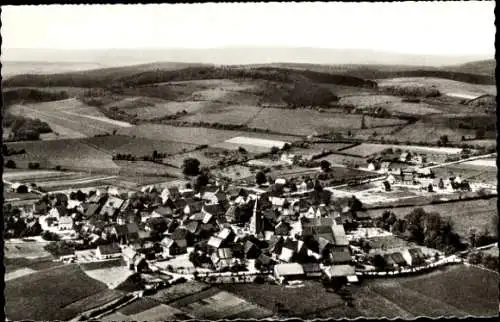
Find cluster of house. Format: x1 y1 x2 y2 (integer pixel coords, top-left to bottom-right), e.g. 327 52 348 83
27 176 365 285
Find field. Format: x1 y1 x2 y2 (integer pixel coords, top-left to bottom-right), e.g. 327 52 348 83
5 264 109 321
220 280 360 318
362 265 498 317
118 123 301 145
150 281 212 304
339 94 442 115
5 139 119 171
316 153 368 167
245 108 406 136
4 241 53 259
8 98 132 139
377 77 497 98
212 135 292 153
212 165 254 181
432 161 497 185
82 263 136 289
170 290 274 319
366 198 498 239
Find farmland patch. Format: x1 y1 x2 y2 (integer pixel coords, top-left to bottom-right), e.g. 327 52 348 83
377 77 497 97
5 264 108 321
246 108 406 136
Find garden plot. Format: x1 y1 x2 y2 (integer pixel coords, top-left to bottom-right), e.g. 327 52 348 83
176 290 274 320
4 241 52 259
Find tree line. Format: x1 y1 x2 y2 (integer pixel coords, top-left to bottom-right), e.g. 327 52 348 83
374 208 466 255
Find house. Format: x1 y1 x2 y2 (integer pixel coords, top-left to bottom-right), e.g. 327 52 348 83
184 220 201 235
170 227 191 248
49 205 67 220
380 161 391 173
298 181 308 192
99 196 124 221
275 221 291 236
274 178 286 185
270 197 286 208
329 246 352 265
83 203 101 219
383 254 397 268
402 248 426 266
211 248 235 270
184 201 203 215
123 248 148 272
161 187 181 204
207 236 224 249
323 264 356 280
301 263 322 278
33 200 49 215
95 243 122 260
274 263 305 284
161 237 186 257
202 203 225 217
244 240 261 259
111 224 129 244
126 223 140 241
152 206 173 218
331 223 349 247
58 216 74 230
399 152 411 162
367 162 376 171
390 252 407 267
180 188 195 199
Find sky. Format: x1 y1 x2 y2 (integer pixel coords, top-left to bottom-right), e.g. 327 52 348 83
1 2 496 56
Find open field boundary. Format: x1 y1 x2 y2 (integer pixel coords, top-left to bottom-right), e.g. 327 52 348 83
364 193 497 211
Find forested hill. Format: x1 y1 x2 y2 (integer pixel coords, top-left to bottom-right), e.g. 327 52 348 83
2 66 377 89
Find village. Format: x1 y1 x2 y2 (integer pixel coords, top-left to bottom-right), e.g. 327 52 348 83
4 139 497 301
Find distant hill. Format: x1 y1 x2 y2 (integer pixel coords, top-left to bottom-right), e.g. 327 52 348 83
444 59 495 77
4 47 491 68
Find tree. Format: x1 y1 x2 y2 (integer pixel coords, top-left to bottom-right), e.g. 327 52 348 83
320 160 331 172
475 128 486 140
438 178 445 189
270 146 280 155
427 184 434 192
360 115 366 129
194 173 209 191
182 158 200 176
5 160 16 169
314 180 323 192
282 143 291 151
439 135 449 146
255 171 267 186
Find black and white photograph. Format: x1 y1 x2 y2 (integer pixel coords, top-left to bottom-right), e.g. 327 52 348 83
1 1 498 320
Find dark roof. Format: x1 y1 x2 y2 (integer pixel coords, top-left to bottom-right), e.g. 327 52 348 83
127 223 139 234
391 252 407 265
203 203 225 215
409 248 425 259
54 205 67 216
171 227 189 240
97 243 121 255
173 198 187 209
154 206 173 216
185 220 200 234
330 247 351 264
186 201 203 213
114 224 128 236
274 221 291 236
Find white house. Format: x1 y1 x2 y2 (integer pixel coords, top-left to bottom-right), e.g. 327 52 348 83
96 243 122 260
58 216 74 230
